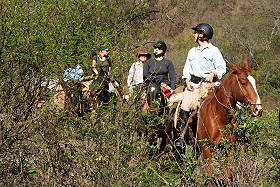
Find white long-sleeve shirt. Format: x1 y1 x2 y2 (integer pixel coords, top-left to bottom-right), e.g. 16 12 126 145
182 43 226 80
127 61 144 89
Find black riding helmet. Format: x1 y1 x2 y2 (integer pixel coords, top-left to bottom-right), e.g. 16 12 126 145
192 23 214 39
153 41 167 52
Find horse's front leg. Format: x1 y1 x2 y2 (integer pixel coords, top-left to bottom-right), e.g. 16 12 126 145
204 135 235 185
224 154 234 184
158 122 173 154
158 129 167 153
202 133 229 185
202 146 227 186
202 146 214 174
224 134 236 183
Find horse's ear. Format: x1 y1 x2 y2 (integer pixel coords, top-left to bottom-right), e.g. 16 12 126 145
231 63 242 74
243 59 252 74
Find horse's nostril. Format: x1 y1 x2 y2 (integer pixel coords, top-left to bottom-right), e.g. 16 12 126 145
255 107 263 116
252 106 263 117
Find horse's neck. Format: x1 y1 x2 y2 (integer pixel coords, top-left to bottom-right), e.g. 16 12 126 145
214 80 236 112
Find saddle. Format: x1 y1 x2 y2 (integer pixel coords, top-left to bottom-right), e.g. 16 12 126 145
174 82 219 132
188 82 218 110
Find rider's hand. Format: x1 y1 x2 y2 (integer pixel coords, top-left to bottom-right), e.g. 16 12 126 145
205 72 216 82
186 81 194 91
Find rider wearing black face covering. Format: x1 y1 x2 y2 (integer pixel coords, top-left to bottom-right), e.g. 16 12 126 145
143 41 176 101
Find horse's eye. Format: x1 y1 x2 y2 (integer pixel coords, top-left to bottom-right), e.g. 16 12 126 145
241 82 247 86
239 79 248 86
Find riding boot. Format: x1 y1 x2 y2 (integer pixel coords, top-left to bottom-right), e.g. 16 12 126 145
174 110 190 154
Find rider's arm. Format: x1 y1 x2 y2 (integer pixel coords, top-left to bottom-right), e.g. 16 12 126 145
92 59 99 75
182 51 192 81
143 59 150 83
167 60 176 90
108 59 112 74
182 51 195 90
127 63 135 87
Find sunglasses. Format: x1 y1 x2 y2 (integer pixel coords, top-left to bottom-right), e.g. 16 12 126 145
139 54 149 57
154 47 164 50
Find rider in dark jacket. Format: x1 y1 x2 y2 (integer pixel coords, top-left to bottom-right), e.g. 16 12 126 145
143 41 176 103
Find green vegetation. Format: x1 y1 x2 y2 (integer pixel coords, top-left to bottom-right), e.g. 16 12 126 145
0 0 279 186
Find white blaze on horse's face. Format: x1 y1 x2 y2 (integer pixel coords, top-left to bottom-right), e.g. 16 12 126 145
247 75 263 116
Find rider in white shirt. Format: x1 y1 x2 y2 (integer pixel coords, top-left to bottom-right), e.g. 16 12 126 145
127 50 151 92
175 23 226 152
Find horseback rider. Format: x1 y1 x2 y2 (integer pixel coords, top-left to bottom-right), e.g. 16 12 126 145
143 41 176 106
127 49 151 92
91 47 112 91
92 47 111 76
175 23 227 151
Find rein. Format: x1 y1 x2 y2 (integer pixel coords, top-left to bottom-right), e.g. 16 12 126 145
213 84 232 110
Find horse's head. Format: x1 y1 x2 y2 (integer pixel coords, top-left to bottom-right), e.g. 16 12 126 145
231 60 263 116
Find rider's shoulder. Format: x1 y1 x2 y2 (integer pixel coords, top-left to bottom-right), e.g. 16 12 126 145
207 43 220 51
188 47 197 53
163 58 173 64
145 58 154 64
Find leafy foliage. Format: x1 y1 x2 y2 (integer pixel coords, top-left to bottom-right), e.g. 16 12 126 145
0 0 279 186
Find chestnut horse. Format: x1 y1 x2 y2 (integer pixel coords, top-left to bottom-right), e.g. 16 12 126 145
197 60 263 180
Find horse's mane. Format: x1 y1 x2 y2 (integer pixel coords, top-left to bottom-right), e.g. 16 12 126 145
220 71 234 83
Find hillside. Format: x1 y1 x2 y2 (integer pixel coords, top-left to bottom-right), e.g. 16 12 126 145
0 0 279 186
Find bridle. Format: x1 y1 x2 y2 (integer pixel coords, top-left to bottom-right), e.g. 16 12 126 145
213 85 232 110
214 73 262 110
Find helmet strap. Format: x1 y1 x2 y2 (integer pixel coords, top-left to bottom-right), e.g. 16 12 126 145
196 36 208 44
